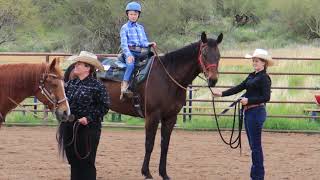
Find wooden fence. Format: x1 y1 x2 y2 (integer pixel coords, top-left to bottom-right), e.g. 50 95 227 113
1 52 320 123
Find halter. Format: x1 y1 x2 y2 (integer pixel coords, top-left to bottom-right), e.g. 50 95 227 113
197 42 218 76
39 72 67 109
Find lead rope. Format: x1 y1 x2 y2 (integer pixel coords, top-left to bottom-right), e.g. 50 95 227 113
208 87 243 154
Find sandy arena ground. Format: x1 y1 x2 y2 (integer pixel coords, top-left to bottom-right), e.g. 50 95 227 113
0 126 319 180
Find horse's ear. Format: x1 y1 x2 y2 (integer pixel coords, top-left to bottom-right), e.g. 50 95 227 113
201 31 208 43
50 58 58 70
217 33 223 44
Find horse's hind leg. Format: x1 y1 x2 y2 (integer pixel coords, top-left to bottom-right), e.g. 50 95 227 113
159 116 176 180
141 114 159 179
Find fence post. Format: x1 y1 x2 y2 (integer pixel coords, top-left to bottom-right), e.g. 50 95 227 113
45 55 50 63
111 113 122 122
33 97 38 117
183 102 186 123
22 107 26 116
43 106 48 125
188 85 193 121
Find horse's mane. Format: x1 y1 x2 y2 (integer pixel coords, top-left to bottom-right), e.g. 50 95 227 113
160 39 218 69
0 63 49 98
161 42 200 67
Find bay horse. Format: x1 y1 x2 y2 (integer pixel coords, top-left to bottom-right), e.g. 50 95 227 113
65 32 223 179
0 58 71 126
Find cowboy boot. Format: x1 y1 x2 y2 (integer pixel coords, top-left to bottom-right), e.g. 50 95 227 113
120 81 133 100
120 81 127 100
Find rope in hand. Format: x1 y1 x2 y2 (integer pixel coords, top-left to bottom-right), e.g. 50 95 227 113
208 87 243 154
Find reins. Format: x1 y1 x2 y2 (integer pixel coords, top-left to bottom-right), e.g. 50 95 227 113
6 71 67 122
144 46 243 153
152 47 189 91
144 46 190 118
39 73 67 107
7 97 57 121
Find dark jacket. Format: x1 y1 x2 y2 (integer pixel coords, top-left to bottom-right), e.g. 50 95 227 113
65 76 110 123
222 70 271 105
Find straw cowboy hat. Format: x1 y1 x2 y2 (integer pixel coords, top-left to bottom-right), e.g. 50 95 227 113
245 48 275 66
69 51 104 71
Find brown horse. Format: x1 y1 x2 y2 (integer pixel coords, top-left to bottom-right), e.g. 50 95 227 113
0 58 71 126
65 32 223 180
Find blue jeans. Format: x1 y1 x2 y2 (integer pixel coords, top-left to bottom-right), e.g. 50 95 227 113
123 51 141 81
244 106 266 180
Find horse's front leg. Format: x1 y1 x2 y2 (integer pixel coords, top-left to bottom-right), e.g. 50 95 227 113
0 113 3 128
159 116 176 180
141 114 159 179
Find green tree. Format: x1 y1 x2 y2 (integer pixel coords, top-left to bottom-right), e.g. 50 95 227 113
0 0 38 46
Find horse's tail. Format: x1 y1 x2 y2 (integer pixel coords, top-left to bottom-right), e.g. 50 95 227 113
56 123 68 159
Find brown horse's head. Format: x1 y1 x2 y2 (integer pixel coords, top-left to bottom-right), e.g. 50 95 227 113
35 58 71 121
198 32 223 87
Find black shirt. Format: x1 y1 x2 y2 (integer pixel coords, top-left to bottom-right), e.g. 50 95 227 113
65 76 110 123
222 70 271 105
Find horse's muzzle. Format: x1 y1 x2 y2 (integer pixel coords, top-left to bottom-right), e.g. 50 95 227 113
55 110 73 122
208 79 218 87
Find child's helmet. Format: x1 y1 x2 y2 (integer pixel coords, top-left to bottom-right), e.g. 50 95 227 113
125 2 141 13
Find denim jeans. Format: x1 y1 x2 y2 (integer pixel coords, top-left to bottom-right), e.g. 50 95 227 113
123 51 141 81
244 106 266 180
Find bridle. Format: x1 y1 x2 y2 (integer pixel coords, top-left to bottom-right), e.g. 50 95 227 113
196 42 243 151
197 42 218 78
150 42 219 92
39 72 67 109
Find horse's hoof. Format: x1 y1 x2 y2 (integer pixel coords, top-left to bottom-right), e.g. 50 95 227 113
142 171 153 180
144 175 153 180
162 175 171 180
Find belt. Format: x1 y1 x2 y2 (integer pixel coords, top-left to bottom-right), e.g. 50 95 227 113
243 103 264 111
128 46 143 52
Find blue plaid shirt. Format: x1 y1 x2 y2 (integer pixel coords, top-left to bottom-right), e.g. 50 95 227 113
120 21 150 57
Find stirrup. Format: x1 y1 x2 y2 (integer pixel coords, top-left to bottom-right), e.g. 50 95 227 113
123 89 133 98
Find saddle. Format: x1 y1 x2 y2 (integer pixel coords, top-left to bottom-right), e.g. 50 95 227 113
97 51 154 86
97 51 154 118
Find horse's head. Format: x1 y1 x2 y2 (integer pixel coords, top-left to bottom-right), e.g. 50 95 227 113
35 58 71 122
198 31 223 87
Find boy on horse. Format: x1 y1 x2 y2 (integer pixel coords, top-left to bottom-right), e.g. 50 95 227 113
120 1 156 100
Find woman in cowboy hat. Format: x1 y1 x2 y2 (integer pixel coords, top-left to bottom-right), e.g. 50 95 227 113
213 49 274 180
58 51 110 180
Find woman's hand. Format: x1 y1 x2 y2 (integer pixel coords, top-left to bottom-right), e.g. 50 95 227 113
240 97 248 105
78 117 88 125
212 89 222 97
